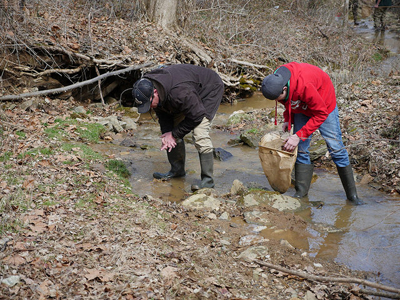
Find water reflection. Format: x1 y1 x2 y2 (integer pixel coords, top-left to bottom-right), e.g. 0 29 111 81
373 29 386 46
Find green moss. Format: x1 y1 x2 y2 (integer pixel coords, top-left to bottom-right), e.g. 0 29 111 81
105 159 131 178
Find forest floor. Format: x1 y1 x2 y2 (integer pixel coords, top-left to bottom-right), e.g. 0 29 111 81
1 2 400 300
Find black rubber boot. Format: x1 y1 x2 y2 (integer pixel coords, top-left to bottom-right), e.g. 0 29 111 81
153 139 186 180
191 152 215 192
293 163 314 198
337 165 364 205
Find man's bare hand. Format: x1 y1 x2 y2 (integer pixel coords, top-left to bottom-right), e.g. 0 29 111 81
160 132 177 152
283 134 299 152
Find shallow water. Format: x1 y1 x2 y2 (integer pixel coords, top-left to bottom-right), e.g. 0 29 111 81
92 94 400 291
92 25 400 290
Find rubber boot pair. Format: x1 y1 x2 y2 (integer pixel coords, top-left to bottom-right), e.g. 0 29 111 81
153 139 186 180
191 152 215 192
293 163 363 205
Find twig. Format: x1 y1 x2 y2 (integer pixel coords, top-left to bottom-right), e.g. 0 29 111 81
0 63 153 101
254 260 400 294
95 65 105 106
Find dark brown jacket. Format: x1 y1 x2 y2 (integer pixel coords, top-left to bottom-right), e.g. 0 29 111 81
144 64 224 139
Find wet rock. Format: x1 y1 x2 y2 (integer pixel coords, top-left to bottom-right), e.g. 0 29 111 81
244 211 272 226
181 193 221 211
311 222 343 234
93 116 123 132
207 213 217 219
227 110 253 125
248 224 267 233
271 196 301 212
213 147 233 161
239 131 262 148
238 190 301 212
219 212 230 220
121 116 137 130
237 245 269 261
239 234 266 246
280 239 295 249
120 137 136 147
230 179 247 195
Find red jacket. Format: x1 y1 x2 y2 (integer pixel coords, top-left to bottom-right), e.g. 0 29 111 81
278 62 337 141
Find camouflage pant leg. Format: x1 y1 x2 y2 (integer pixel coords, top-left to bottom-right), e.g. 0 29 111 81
373 7 388 28
349 0 359 21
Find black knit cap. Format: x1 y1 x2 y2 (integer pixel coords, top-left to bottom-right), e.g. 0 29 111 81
132 78 154 113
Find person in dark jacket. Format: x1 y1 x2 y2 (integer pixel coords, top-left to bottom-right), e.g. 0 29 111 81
373 0 392 30
132 64 224 191
261 62 363 205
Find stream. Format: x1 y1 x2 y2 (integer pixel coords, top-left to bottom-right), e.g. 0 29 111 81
92 20 400 293
92 93 400 291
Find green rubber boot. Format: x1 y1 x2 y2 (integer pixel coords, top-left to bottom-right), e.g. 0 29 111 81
337 165 363 205
153 139 186 180
293 163 314 198
191 152 215 191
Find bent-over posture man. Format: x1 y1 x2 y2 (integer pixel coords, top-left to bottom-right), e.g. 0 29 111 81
132 64 224 191
261 62 363 205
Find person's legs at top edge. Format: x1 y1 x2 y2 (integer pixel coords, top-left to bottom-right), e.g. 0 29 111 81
318 106 363 205
293 113 314 198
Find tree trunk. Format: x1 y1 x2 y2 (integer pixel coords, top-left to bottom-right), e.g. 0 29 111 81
144 0 178 30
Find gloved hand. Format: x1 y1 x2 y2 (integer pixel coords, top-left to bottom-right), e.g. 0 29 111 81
160 131 177 152
283 134 299 152
282 122 289 132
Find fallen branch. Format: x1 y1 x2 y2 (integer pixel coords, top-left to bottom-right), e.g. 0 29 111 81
358 288 400 299
254 260 400 295
0 63 153 101
229 58 273 71
20 66 83 77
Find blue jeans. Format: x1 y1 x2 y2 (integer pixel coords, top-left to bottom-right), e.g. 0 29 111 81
294 106 350 167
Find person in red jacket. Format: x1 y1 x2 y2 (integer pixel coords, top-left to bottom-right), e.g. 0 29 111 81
261 62 363 205
132 64 224 191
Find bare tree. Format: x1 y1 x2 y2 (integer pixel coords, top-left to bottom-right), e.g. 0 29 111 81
144 0 179 30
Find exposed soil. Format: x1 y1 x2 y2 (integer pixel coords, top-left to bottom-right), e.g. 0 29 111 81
0 1 399 299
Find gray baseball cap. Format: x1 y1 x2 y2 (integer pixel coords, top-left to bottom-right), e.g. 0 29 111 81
261 66 291 100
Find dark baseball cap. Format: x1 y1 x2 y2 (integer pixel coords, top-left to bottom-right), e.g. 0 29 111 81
261 66 291 100
132 78 154 113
